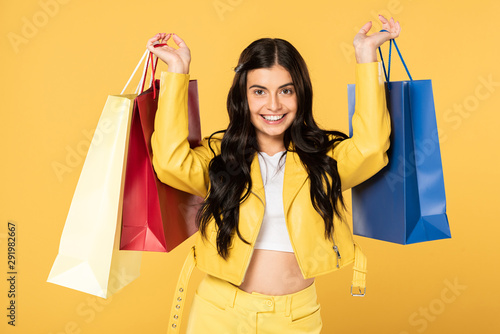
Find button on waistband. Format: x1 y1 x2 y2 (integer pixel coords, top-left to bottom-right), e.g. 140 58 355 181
265 299 273 307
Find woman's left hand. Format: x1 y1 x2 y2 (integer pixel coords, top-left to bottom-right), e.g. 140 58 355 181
353 14 401 63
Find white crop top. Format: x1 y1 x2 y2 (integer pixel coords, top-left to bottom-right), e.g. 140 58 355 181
253 151 294 253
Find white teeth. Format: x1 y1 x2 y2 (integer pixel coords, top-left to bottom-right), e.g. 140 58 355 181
262 114 285 121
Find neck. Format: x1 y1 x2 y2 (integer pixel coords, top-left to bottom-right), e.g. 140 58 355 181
257 138 286 156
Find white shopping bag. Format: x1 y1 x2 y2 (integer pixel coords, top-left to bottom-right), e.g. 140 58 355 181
47 50 154 298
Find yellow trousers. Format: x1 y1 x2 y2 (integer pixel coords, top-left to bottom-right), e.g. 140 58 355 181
185 273 323 334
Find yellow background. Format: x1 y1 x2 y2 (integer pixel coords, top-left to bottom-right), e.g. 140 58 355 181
1 0 499 333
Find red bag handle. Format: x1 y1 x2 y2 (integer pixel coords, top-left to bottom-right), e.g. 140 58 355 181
147 43 167 99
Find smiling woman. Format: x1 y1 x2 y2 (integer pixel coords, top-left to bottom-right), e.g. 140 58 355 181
148 14 399 334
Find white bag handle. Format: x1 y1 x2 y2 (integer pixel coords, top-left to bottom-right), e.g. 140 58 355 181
121 49 151 95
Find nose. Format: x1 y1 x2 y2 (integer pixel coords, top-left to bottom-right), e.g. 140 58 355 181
266 94 282 112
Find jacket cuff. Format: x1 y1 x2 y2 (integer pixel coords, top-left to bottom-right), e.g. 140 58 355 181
355 61 385 86
160 71 191 88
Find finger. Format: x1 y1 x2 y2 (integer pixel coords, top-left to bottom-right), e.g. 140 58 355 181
378 14 389 24
172 33 188 48
380 21 391 35
389 19 400 37
158 33 172 45
358 21 372 35
378 15 393 34
147 34 162 48
391 17 399 34
147 38 160 52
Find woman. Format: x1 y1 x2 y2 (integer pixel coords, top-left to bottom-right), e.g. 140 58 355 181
148 14 399 333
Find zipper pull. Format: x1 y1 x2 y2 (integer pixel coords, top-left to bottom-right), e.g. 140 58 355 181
333 245 341 268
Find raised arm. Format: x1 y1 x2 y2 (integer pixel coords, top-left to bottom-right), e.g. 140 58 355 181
333 15 400 191
148 33 220 198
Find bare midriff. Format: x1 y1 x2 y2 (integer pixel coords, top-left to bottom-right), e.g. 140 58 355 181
233 248 315 295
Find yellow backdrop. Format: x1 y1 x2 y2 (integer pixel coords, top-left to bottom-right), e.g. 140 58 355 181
1 0 499 333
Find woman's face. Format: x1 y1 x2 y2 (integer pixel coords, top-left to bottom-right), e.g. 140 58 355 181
246 65 297 150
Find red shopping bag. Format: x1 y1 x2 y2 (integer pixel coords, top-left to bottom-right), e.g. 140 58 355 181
120 54 203 252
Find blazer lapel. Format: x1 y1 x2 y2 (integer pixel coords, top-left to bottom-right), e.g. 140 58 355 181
283 151 308 214
249 154 265 204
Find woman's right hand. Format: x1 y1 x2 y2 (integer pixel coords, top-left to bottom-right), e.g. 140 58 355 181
147 33 191 74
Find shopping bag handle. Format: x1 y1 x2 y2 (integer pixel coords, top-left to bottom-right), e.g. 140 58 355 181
377 30 413 82
121 49 148 94
121 45 163 97
146 51 160 99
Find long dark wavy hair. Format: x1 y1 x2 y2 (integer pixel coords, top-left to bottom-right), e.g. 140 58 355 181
196 38 348 260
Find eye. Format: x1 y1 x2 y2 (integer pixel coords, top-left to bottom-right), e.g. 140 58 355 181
281 88 294 95
253 89 265 96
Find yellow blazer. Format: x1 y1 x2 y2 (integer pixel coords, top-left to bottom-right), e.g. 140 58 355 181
151 61 390 293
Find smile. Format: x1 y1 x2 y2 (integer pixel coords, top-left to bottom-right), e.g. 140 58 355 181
261 114 285 121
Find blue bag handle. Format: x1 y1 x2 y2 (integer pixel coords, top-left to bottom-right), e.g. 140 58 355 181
378 29 413 82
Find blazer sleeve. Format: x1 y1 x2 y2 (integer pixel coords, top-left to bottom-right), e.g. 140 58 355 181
151 71 220 198
333 61 391 191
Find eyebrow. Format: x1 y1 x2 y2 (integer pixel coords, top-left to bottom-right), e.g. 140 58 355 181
248 82 294 90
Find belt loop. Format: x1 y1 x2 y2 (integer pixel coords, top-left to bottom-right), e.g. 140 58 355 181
285 295 291 317
167 246 197 333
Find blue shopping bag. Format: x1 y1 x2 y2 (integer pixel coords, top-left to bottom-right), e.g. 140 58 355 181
347 37 451 244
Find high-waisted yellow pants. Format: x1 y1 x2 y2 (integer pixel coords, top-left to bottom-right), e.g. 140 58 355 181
185 273 323 334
